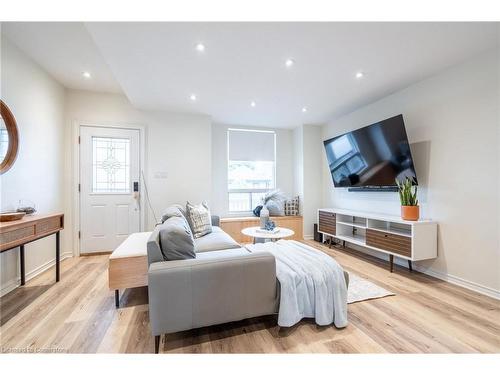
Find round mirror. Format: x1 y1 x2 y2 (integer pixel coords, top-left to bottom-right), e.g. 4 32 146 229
0 100 19 174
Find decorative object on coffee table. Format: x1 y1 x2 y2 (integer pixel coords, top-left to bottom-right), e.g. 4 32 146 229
396 177 419 221
259 203 269 229
264 220 276 231
253 205 263 217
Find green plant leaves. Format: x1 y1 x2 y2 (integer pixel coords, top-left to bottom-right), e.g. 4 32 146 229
395 177 418 206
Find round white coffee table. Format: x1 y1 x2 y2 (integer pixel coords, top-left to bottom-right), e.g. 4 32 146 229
241 226 295 244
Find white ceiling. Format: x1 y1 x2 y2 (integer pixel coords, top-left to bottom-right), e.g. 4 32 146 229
2 22 122 94
3 22 498 128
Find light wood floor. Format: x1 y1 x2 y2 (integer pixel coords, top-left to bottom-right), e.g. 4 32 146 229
1 240 499 353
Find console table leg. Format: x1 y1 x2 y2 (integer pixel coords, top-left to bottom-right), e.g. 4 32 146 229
20 245 25 286
408 260 413 272
115 290 120 308
154 335 160 354
56 231 60 282
389 254 394 273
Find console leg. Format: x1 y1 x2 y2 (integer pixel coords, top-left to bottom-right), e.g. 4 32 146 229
20 245 25 286
342 240 346 248
115 290 119 308
155 335 160 354
328 237 332 249
389 255 394 273
56 231 60 282
408 260 413 272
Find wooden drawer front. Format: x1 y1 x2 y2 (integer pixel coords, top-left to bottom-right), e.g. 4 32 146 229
35 217 61 235
0 226 35 250
366 229 411 257
319 211 336 235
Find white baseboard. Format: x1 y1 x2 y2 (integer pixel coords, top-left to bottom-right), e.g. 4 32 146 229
413 264 500 300
342 243 500 300
0 252 73 297
303 234 314 240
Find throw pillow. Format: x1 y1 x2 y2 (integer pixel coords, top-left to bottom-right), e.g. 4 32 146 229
160 205 184 223
266 200 285 216
158 216 196 261
263 189 286 216
186 201 213 238
284 196 300 216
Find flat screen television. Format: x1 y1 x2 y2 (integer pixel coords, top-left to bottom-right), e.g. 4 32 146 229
323 114 418 189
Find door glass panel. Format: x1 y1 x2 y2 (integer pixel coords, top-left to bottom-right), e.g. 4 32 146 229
92 137 130 193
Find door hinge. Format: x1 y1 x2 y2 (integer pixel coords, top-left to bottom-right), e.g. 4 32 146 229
78 183 81 192
78 231 81 239
78 136 81 144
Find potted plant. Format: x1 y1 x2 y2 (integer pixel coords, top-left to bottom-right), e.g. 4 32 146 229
396 177 419 221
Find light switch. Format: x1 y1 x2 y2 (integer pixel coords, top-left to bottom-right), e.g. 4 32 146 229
154 171 168 179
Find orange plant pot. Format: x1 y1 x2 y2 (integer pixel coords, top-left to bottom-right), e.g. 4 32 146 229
401 205 419 221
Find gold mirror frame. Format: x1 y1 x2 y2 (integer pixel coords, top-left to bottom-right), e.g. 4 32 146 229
0 100 20 174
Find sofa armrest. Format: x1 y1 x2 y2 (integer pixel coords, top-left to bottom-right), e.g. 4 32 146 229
211 215 220 227
148 251 277 335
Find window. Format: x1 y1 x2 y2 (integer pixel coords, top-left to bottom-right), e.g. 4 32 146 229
92 137 130 193
227 129 276 212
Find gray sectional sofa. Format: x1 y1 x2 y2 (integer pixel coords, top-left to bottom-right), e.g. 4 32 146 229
147 210 278 353
147 205 349 353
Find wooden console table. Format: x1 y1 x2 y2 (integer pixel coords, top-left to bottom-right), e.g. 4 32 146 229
0 213 64 286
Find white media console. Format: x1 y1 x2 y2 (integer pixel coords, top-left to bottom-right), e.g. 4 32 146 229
317 208 437 272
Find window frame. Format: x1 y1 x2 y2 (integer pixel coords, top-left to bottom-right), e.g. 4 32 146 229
227 128 277 214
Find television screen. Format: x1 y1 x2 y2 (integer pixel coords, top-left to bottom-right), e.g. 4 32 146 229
323 114 418 188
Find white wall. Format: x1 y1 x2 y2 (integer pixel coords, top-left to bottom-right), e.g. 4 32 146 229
64 90 212 237
292 124 324 238
0 38 67 295
211 123 294 217
302 125 323 238
322 49 500 295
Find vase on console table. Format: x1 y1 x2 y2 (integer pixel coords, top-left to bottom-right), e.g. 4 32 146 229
401 205 419 221
259 204 269 229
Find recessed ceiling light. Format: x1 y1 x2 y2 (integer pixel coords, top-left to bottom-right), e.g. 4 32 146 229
195 43 205 52
189 94 197 101
250 101 256 107
285 59 295 68
355 71 364 79
302 107 308 113
82 71 91 79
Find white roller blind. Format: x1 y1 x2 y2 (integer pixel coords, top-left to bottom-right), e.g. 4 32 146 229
228 129 275 161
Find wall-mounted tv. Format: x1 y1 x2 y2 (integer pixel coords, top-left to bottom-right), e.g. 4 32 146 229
323 114 418 189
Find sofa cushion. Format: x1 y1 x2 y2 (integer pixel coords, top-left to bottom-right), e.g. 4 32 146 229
194 226 241 253
186 201 213 238
158 216 196 261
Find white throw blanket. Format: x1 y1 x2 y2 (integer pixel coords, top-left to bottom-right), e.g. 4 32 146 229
245 240 348 328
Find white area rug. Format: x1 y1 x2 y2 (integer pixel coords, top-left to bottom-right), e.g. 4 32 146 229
347 272 395 304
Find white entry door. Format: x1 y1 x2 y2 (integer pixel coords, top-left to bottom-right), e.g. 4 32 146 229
80 126 141 253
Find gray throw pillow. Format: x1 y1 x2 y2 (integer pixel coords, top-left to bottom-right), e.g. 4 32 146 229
158 216 196 261
266 200 285 216
186 201 212 238
263 189 286 216
160 205 184 223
